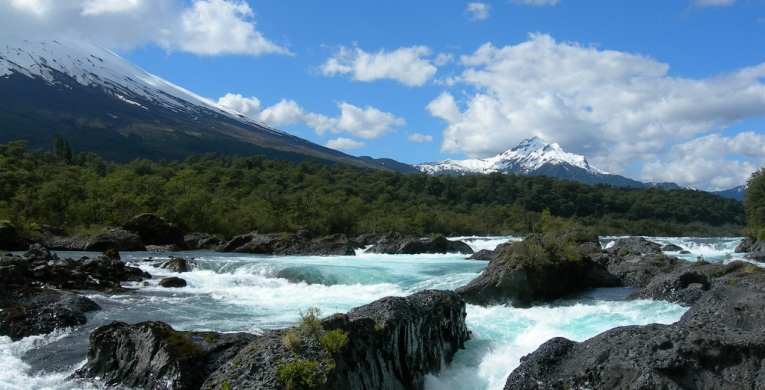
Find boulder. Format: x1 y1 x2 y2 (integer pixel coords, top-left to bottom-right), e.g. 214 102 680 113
146 244 182 252
202 289 469 390
45 228 146 252
734 237 765 253
661 244 684 252
0 284 100 341
218 231 361 256
457 229 620 307
504 269 765 390
467 241 514 261
159 257 197 273
365 234 474 255
354 233 388 247
73 321 257 390
593 252 686 288
0 220 29 251
159 276 187 288
184 233 224 250
606 236 663 255
122 213 187 249
744 252 765 262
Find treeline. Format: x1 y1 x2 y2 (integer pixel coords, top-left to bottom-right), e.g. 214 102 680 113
0 139 745 238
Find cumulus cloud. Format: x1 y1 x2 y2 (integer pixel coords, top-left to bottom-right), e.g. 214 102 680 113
218 94 405 140
321 45 439 87
509 0 561 6
428 33 765 189
466 3 490 21
693 0 736 7
326 138 365 150
407 133 434 142
0 0 290 56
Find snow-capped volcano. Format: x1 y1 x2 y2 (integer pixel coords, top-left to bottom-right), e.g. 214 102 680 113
415 137 607 176
414 137 651 188
0 35 387 168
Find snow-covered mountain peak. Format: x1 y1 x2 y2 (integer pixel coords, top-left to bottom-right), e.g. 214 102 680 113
0 35 285 136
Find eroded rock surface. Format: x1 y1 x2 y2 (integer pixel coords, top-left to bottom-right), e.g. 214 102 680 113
365 234 474 255
218 231 362 256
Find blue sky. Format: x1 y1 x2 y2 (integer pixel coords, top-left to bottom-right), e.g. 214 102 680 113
2 0 765 190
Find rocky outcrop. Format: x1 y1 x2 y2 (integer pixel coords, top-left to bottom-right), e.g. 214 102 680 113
122 213 187 249
467 241 513 260
504 263 765 389
365 234 474 255
45 228 146 251
593 252 686 288
0 220 29 251
0 284 100 341
159 257 198 273
202 289 469 390
605 236 663 255
457 230 620 307
661 244 684 252
734 237 765 253
184 233 224 250
159 276 187 288
73 321 257 390
218 231 362 256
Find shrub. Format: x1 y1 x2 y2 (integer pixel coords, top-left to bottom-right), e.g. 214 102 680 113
282 328 303 350
299 307 323 339
318 329 348 354
276 359 324 390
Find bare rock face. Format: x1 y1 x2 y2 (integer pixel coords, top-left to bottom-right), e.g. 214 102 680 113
73 321 256 390
218 231 362 256
45 228 146 251
184 232 224 250
605 236 663 256
122 213 187 249
456 229 620 307
365 234 474 255
202 290 469 390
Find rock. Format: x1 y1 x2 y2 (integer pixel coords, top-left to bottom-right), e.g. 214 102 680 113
504 273 765 390
661 244 684 252
354 233 388 247
744 252 765 262
365 234 474 255
456 229 620 307
734 237 765 253
159 276 187 288
606 236 663 255
202 289 469 390
122 213 187 249
73 321 257 390
102 248 120 260
680 250 691 254
218 231 361 256
594 253 685 288
0 285 100 341
23 243 54 261
184 233 224 250
45 228 146 251
0 264 26 284
146 244 181 252
467 241 514 260
0 220 29 251
159 257 197 273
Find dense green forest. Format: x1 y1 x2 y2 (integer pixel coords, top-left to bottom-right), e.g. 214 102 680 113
0 139 746 238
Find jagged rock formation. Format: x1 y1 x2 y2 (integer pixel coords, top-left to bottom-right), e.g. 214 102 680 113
218 230 362 256
593 252 685 288
605 236 663 255
468 242 514 260
45 228 146 251
456 230 620 307
122 213 188 249
184 233 224 250
504 261 765 389
73 321 257 390
159 257 198 273
364 234 474 255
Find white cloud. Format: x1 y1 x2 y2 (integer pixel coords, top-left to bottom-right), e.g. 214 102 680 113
433 53 454 67
509 0 560 6
466 3 490 21
429 33 765 189
321 45 438 87
0 0 290 56
693 0 736 7
218 95 405 140
326 138 365 150
407 133 434 142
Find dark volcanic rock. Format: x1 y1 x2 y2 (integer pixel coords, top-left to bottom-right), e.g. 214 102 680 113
661 244 684 252
0 220 29 251
184 232 224 250
734 237 765 253
467 241 514 260
744 251 765 262
159 276 187 288
202 290 469 390
146 244 182 252
595 253 686 288
73 321 257 390
0 285 100 341
218 231 362 256
354 232 388 247
365 234 474 255
122 213 187 249
457 230 620 307
504 274 765 390
45 228 146 251
606 236 663 255
159 257 197 273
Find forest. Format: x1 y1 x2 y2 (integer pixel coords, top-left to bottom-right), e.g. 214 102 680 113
0 138 747 239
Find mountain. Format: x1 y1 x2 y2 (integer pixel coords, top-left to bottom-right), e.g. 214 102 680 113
414 137 647 188
0 35 394 169
712 185 747 201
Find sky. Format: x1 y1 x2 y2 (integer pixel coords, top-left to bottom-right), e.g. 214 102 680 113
1 0 765 190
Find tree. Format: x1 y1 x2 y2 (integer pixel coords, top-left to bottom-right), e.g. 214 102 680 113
744 167 765 239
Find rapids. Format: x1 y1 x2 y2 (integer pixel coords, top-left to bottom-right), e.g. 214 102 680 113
0 236 748 390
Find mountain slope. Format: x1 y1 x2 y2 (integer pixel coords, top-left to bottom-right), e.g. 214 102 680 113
0 36 389 168
712 185 747 201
